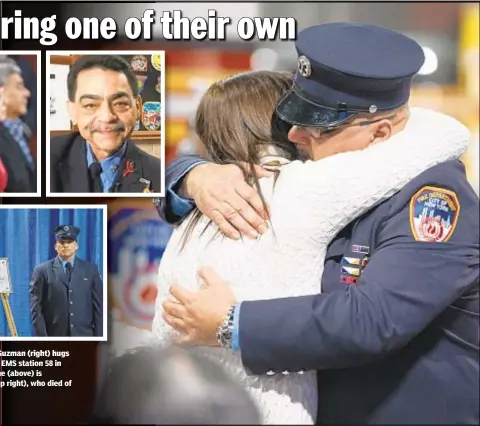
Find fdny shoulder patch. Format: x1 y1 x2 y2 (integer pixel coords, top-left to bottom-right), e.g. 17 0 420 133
409 186 460 242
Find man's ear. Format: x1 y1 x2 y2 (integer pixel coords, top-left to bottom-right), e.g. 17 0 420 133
135 96 142 120
67 101 77 126
370 119 393 144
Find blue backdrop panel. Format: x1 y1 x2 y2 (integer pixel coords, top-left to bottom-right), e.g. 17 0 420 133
0 208 104 337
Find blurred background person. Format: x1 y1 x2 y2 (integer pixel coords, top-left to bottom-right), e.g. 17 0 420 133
91 345 261 425
0 55 36 193
0 87 8 191
109 315 157 358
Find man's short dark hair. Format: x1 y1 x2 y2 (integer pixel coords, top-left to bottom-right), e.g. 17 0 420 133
67 55 138 102
91 345 261 425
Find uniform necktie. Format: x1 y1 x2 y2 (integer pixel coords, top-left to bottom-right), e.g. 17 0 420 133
66 262 72 282
88 162 103 192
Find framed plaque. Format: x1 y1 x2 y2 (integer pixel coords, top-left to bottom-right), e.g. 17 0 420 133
0 258 12 294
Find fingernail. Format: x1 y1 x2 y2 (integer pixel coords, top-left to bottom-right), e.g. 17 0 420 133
248 230 258 239
231 232 241 240
259 224 268 234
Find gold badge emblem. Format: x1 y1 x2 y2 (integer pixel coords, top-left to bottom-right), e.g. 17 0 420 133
140 178 152 193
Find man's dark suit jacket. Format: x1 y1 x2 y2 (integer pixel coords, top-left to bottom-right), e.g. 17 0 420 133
50 132 161 193
0 122 37 193
29 257 103 337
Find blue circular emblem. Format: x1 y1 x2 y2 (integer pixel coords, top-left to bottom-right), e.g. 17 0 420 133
108 208 173 328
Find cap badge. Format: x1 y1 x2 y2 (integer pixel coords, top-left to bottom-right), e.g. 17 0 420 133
298 55 312 78
63 226 69 231
369 105 378 114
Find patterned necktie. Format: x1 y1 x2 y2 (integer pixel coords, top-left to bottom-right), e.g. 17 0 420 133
88 162 104 192
66 262 72 282
2 119 35 169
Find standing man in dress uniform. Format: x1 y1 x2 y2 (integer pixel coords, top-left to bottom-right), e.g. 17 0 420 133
30 225 103 337
50 55 161 194
157 23 479 424
0 56 36 193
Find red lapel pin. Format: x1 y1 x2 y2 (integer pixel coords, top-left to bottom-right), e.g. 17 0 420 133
123 160 135 177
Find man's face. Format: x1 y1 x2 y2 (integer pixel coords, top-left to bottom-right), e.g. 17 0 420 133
55 238 78 259
288 115 388 161
67 68 139 158
2 73 30 118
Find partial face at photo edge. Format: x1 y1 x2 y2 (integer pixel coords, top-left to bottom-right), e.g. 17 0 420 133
0 88 5 120
2 72 30 118
67 67 139 157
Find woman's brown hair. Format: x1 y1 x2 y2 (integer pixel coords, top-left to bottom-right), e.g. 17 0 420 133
180 70 297 249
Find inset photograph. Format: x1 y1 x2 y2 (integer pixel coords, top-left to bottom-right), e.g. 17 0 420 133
0 51 41 197
46 51 165 197
0 205 107 341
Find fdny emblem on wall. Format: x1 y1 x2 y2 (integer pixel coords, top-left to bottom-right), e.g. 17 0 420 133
136 75 148 93
151 53 162 71
130 55 148 73
409 186 460 242
141 102 161 130
108 208 173 329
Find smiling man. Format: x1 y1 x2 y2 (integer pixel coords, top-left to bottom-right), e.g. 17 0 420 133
50 55 161 194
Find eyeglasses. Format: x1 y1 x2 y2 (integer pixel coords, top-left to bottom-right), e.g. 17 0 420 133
303 114 397 138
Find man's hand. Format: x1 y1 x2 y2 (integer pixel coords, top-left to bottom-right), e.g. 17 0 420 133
162 267 237 346
181 163 273 240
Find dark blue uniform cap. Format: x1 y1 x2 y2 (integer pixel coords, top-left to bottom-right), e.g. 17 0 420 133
55 225 80 241
276 22 425 127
